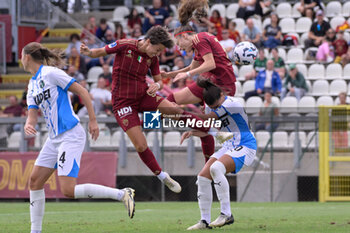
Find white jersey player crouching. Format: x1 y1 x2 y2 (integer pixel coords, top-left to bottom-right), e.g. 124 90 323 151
22 42 135 233
181 78 258 230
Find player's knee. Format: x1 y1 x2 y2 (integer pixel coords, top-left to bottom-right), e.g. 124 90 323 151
29 175 42 190
210 161 224 177
134 143 148 152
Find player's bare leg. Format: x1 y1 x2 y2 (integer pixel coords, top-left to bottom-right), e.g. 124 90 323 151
126 126 181 193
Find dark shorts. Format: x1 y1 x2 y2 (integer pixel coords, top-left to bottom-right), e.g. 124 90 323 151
113 93 164 132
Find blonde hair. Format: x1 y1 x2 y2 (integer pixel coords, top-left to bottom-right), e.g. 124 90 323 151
23 42 65 67
178 0 209 26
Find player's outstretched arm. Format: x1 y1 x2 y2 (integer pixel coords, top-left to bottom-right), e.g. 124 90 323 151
80 43 107 58
24 109 38 136
68 82 99 141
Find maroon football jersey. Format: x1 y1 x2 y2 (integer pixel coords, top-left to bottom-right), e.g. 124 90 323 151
193 32 236 87
105 39 160 100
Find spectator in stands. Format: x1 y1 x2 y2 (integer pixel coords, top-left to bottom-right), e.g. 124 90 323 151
95 18 110 40
67 47 87 75
210 10 225 37
255 91 279 132
281 64 308 101
242 18 262 48
304 10 330 48
81 16 97 41
338 92 349 105
245 49 267 80
114 22 126 40
67 65 85 82
228 21 241 43
207 24 222 40
316 37 335 62
127 8 143 33
78 77 111 117
297 0 323 19
0 110 8 148
172 56 186 71
262 13 282 49
341 47 350 67
237 0 257 20
131 26 143 39
143 0 171 33
333 92 349 148
98 64 112 88
84 36 103 70
160 45 180 67
326 28 336 43
71 80 89 114
271 48 286 79
102 29 115 45
182 50 194 67
259 0 275 19
3 95 24 134
219 29 236 61
244 59 282 100
333 30 348 64
66 33 82 56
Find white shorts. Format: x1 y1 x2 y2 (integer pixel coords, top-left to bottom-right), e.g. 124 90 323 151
35 124 86 178
211 145 256 174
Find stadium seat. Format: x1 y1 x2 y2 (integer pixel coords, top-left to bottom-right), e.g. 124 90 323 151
34 132 49 148
286 48 303 63
111 130 132 147
325 63 342 80
252 17 262 31
343 31 350 42
245 96 263 114
271 96 281 108
276 3 292 18
280 96 298 114
232 64 239 77
307 131 318 149
295 17 312 33
238 64 254 80
343 64 350 80
113 6 130 22
210 4 226 18
164 132 183 147
343 2 350 17
300 32 309 47
8 132 21 148
303 47 318 64
277 48 286 61
170 5 178 19
146 131 161 147
233 96 245 107
279 18 295 33
288 131 307 148
330 16 346 30
134 5 145 15
262 18 271 30
326 1 342 17
306 80 312 94
87 66 103 83
296 64 307 77
232 18 245 33
90 129 111 147
226 3 239 19
242 80 256 93
298 96 316 113
272 131 289 148
329 79 347 95
316 96 334 106
255 131 270 148
312 80 329 96
235 82 243 97
308 64 325 80
292 3 301 18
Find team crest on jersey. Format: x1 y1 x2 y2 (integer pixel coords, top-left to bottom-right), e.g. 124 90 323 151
108 42 117 48
123 119 129 126
156 96 162 102
126 50 132 58
137 56 143 63
39 80 45 88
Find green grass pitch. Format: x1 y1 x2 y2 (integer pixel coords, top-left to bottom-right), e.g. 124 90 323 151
1 202 350 232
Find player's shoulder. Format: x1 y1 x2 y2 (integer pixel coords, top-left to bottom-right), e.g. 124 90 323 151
194 32 211 45
118 39 137 47
222 96 243 109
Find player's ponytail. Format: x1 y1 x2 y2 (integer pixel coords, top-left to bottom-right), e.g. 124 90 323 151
178 0 209 26
23 42 65 68
197 78 223 106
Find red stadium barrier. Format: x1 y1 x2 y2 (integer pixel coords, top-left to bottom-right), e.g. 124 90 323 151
0 152 117 198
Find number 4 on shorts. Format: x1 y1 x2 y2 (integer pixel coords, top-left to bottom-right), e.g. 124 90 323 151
59 152 66 163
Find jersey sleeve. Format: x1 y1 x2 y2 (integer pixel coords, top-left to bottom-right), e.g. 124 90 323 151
27 84 39 110
51 67 76 91
105 40 128 54
150 56 160 76
195 37 213 57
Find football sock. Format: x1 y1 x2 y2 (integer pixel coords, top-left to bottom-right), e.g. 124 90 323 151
210 161 232 216
200 135 215 162
30 189 45 232
74 184 125 201
137 147 162 175
157 171 167 181
197 176 213 223
180 111 210 133
166 93 176 103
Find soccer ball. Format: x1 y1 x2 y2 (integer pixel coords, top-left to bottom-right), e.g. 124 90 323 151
234 42 258 65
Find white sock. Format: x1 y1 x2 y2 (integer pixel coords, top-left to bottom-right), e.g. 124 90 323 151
157 171 167 181
210 161 232 216
208 128 218 137
30 189 45 231
197 176 213 223
74 184 125 201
